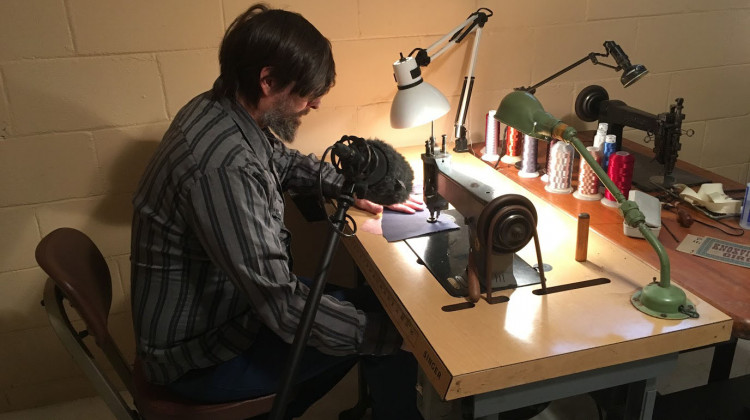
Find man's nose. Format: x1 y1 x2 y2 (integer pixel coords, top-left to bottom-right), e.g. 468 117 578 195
308 97 321 109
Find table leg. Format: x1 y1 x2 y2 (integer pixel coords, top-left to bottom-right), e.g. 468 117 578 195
624 377 657 420
708 337 738 383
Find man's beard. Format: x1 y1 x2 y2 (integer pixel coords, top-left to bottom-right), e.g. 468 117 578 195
261 98 308 142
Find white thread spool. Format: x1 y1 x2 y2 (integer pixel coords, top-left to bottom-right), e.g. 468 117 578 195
544 141 574 194
592 122 608 150
482 110 500 161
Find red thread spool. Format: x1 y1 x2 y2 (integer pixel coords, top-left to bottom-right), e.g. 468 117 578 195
604 151 635 202
505 126 522 157
500 126 524 164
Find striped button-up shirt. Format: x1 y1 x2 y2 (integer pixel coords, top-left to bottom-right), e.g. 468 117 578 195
131 91 399 384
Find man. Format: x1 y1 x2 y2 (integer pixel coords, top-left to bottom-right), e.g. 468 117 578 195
131 4 422 419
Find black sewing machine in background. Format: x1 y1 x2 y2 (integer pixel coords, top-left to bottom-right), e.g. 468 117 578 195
575 85 709 191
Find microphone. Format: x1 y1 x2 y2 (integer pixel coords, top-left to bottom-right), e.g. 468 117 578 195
331 136 414 205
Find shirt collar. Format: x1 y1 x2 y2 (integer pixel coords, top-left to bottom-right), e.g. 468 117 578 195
217 91 274 164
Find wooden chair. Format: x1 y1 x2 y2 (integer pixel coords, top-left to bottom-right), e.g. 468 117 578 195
37 227 275 420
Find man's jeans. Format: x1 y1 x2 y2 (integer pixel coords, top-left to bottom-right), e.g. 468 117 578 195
165 282 420 419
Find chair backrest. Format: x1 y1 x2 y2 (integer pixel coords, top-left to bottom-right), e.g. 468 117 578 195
37 227 138 420
36 227 114 347
37 228 276 420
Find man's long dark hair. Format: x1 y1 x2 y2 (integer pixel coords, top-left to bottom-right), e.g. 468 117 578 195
213 3 336 104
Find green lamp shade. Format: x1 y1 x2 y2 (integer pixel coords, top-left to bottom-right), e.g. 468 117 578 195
494 91 561 140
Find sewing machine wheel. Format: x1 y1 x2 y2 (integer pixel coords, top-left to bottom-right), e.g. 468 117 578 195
575 85 609 122
478 194 537 254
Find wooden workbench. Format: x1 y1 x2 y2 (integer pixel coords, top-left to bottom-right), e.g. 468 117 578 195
341 146 732 405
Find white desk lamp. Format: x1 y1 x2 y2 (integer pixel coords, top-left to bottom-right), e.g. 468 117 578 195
390 8 492 152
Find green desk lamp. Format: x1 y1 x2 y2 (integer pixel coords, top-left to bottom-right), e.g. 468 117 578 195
494 90 696 319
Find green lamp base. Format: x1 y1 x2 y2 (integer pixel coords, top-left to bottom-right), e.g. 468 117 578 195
631 283 697 320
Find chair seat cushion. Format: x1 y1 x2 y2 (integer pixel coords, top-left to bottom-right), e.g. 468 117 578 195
132 359 274 420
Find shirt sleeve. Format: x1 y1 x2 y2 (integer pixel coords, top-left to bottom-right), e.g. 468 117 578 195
184 166 401 355
270 136 344 198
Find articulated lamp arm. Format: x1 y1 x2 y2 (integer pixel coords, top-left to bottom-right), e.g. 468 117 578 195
516 41 648 94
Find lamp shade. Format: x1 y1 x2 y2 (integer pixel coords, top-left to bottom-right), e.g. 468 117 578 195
620 63 648 87
494 91 560 139
390 56 450 129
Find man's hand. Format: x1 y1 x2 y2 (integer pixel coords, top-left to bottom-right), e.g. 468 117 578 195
386 195 424 214
354 195 425 215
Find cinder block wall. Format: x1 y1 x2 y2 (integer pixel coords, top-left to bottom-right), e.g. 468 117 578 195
0 0 748 412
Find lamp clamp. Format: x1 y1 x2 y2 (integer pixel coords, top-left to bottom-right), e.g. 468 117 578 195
407 48 431 67
451 9 491 44
587 52 619 71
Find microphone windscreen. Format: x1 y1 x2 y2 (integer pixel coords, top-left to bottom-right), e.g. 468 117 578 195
362 139 414 205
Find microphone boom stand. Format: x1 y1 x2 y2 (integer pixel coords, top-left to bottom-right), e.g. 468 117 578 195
269 183 357 420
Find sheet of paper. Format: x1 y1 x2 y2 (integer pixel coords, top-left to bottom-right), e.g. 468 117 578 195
677 234 750 269
381 209 459 242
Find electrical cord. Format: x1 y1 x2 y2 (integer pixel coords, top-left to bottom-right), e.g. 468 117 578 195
662 202 744 237
493 128 506 170
661 219 680 242
689 213 744 236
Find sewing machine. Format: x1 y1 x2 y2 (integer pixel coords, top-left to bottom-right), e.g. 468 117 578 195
575 85 709 191
407 138 544 302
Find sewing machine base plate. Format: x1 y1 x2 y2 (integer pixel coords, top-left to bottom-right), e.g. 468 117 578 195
628 149 710 192
405 210 542 298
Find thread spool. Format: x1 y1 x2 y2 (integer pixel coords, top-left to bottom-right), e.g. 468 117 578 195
540 139 558 183
544 141 574 194
601 151 635 207
573 146 603 201
500 126 523 164
482 110 500 162
592 123 608 150
518 134 540 178
601 134 617 171
741 183 750 229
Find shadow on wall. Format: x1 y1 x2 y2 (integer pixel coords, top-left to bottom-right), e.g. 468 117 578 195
93 138 163 226
0 90 168 410
49 137 164 403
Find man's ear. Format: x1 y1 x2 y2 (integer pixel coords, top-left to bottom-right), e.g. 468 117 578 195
259 66 275 96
